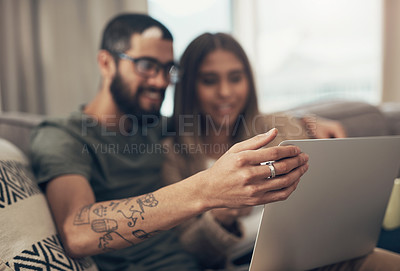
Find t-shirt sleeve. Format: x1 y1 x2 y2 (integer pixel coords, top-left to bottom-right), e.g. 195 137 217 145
30 125 93 186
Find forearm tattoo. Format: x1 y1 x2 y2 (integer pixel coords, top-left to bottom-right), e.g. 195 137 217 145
73 193 161 252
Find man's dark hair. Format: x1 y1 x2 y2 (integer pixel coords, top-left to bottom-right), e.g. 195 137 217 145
100 13 173 53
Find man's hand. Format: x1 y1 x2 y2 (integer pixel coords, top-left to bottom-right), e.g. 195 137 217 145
302 116 347 139
200 128 309 209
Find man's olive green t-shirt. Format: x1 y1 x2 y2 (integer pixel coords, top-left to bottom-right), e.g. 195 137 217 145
30 112 200 271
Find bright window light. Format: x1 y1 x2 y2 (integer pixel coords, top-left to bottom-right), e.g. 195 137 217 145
148 0 232 117
252 0 382 112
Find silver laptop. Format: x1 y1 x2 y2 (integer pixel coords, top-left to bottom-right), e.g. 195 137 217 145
249 136 400 271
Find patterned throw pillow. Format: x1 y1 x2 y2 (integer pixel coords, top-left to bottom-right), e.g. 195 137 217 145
0 138 98 271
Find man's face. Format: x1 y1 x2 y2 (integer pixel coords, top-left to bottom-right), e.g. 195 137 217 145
110 31 174 119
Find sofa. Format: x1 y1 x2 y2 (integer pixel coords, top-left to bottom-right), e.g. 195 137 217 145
0 112 98 270
0 100 399 270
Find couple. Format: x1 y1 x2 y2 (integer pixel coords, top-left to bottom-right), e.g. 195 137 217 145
30 13 399 271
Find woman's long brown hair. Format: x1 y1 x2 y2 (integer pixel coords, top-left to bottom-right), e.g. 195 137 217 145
172 32 260 158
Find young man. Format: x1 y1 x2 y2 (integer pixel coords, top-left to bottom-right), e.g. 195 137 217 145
30 14 308 270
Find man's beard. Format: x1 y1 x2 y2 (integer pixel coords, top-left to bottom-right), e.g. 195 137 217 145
110 73 165 124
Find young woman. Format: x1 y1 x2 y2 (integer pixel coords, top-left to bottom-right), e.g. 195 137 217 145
162 33 346 269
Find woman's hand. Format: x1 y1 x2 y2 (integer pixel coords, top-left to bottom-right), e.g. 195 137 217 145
302 116 347 138
210 207 253 236
210 207 253 228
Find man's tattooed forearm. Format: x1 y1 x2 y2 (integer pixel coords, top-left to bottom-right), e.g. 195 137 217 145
74 204 92 225
96 229 161 251
138 193 158 208
132 229 161 240
98 232 135 251
93 204 107 217
108 198 135 211
72 194 160 252
91 219 118 233
116 193 159 228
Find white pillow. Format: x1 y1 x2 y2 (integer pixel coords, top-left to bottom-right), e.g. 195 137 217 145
0 138 98 271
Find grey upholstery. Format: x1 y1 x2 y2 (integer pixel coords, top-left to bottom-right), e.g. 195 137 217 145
289 100 393 137
0 112 44 155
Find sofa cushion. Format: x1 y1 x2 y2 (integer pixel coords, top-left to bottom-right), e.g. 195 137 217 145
289 100 390 137
0 112 44 155
0 138 98 271
0 259 13 271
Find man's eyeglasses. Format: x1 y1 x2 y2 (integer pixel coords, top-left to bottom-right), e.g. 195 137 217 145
117 53 179 84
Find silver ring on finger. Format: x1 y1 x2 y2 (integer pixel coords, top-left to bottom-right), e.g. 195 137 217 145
266 161 276 178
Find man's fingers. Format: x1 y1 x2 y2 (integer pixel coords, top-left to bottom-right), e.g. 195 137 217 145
272 153 309 176
263 163 308 192
244 163 308 201
229 128 278 153
248 153 309 179
263 178 302 203
237 145 302 166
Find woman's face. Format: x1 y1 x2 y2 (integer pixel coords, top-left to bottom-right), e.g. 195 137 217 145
196 49 249 129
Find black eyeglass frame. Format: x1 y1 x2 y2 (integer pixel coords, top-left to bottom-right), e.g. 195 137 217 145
116 52 179 84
